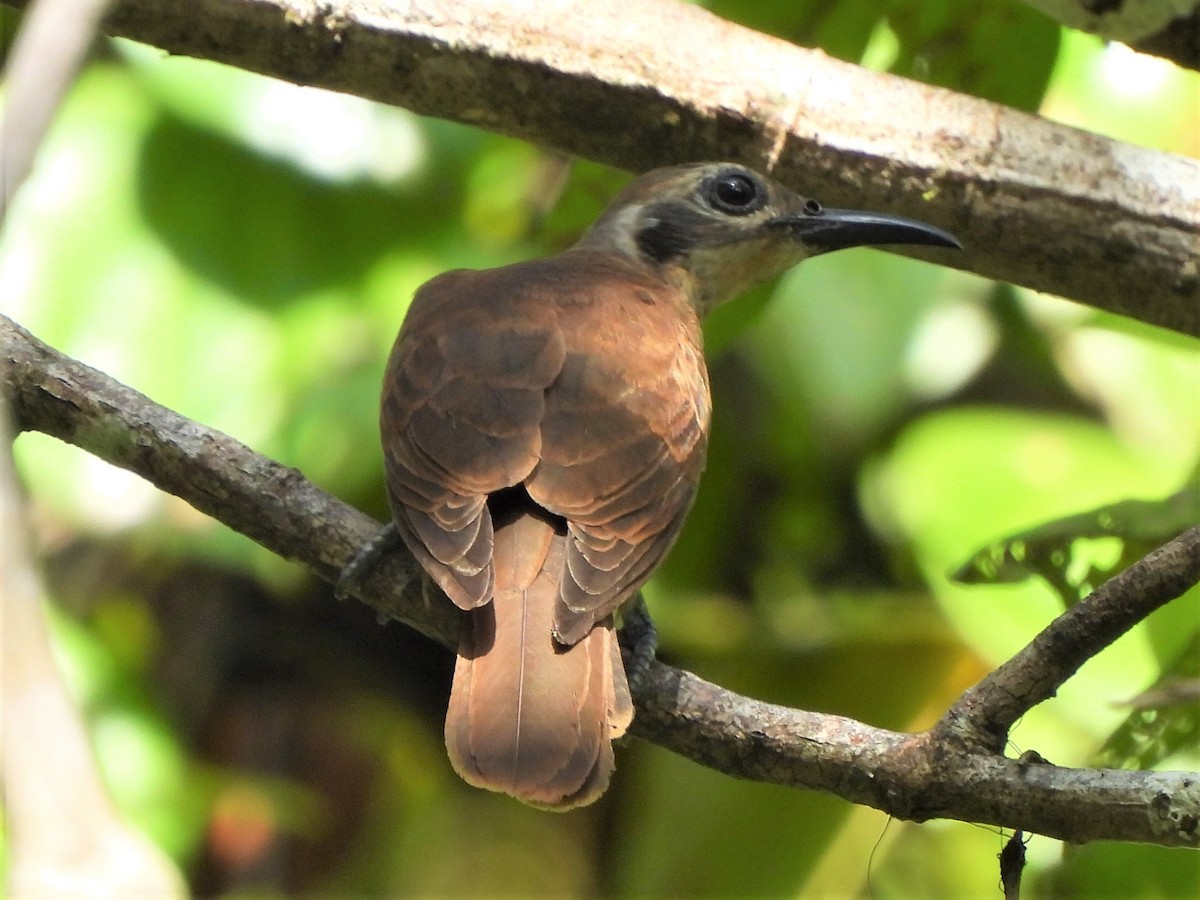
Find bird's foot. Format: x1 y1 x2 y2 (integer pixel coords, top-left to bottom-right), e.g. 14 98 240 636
618 594 658 694
335 522 402 602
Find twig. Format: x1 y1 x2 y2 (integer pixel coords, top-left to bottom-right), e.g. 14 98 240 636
944 527 1200 751
1 0 115 215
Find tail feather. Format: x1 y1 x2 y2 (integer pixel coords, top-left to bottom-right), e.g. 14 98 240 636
444 512 631 809
606 629 634 738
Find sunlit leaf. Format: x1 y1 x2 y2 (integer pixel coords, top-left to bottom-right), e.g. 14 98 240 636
883 0 1060 109
951 474 1200 605
863 408 1197 763
1092 631 1200 770
704 0 884 61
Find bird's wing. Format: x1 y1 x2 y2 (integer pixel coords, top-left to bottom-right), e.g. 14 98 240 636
525 257 711 643
384 254 709 630
381 267 567 609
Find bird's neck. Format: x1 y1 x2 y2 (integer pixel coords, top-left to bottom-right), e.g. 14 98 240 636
570 213 703 315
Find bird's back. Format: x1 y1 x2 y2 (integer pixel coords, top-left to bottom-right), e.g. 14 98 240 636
382 249 711 642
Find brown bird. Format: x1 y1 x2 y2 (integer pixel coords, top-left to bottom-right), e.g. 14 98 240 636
374 162 959 809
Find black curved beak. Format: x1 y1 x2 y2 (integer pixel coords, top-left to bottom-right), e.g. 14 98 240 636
769 208 962 254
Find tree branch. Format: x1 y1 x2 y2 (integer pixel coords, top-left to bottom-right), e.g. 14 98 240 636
6 312 1198 848
945 527 1200 751
3 0 1198 338
1 314 458 647
0 0 115 215
1019 0 1200 71
1 3 185 894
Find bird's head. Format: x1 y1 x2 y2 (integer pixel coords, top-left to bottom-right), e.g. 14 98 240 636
574 162 961 315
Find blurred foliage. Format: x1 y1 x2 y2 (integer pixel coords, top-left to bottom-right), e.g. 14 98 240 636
2 0 1198 897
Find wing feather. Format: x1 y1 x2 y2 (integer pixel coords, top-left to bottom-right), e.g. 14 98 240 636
381 268 566 609
384 252 709 629
524 254 711 639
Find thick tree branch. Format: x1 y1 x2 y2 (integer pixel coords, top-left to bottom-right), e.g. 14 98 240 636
3 0 1198 338
5 312 1198 848
0 314 457 648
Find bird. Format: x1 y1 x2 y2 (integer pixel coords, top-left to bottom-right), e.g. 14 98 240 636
371 161 960 809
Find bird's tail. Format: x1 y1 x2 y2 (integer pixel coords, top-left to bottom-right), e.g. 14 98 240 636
444 510 633 809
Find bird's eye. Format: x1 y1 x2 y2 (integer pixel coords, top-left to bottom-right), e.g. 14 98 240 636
705 170 766 215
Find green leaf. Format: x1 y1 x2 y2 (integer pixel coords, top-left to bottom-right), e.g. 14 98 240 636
704 0 885 62
864 408 1197 761
882 0 1060 110
1092 630 1200 770
951 473 1200 605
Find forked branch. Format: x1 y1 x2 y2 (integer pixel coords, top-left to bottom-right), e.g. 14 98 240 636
5 313 1198 848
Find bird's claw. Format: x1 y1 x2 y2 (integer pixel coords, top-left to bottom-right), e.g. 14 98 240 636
335 522 401 601
618 594 658 694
